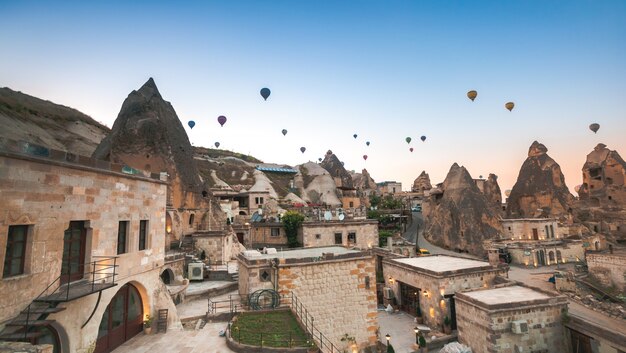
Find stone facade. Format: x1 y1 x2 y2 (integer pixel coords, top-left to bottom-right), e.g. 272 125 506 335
578 143 626 206
382 255 508 329
247 222 287 248
299 220 378 249
0 146 179 353
194 230 240 264
586 251 626 292
501 240 587 267
455 285 569 353
377 181 402 195
500 218 560 241
237 247 378 350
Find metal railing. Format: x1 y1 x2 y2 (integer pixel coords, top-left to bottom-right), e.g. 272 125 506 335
21 256 118 338
289 292 340 353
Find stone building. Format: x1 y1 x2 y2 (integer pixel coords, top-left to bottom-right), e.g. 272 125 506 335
455 285 569 353
382 255 508 330
377 181 402 195
245 219 379 250
0 139 178 353
586 249 626 292
503 240 588 267
236 246 378 350
501 218 560 241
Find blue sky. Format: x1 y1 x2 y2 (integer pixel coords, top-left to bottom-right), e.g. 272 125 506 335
1 0 625 192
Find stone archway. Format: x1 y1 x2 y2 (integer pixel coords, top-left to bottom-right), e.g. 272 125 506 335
548 251 555 264
160 268 174 285
94 283 144 353
556 250 562 263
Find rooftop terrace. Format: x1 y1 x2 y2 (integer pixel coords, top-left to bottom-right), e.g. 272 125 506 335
391 255 491 273
461 285 550 305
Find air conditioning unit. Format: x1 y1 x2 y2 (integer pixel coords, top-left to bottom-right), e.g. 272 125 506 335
188 262 204 281
383 287 394 300
511 320 528 334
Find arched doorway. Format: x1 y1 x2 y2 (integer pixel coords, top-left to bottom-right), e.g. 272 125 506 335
33 325 61 353
95 283 144 353
160 268 174 285
548 251 555 264
556 250 562 263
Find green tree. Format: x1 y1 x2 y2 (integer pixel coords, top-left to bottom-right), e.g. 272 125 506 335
387 343 395 353
378 230 393 247
369 194 381 208
281 211 305 248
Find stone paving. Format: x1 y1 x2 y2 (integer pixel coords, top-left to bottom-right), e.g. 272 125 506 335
177 289 238 319
377 310 422 353
112 322 235 353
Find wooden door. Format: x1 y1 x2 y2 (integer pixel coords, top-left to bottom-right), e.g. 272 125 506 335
532 228 539 240
61 221 86 284
95 284 143 353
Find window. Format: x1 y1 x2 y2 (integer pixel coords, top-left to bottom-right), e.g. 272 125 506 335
348 232 356 244
315 234 321 239
139 220 148 251
255 197 264 205
3 225 28 278
260 269 271 282
270 227 280 237
334 233 343 244
349 201 354 208
188 214 195 226
117 221 128 255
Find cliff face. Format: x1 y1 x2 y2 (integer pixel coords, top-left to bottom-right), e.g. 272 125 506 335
412 171 432 193
423 163 502 256
578 143 626 206
506 141 574 219
483 173 503 210
0 87 109 155
320 150 354 190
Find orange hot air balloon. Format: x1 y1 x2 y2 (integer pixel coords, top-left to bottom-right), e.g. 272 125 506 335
505 102 515 111
505 189 512 197
467 90 477 101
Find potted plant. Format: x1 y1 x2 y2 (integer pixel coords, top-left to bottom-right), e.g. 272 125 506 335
418 335 427 353
443 316 452 334
143 315 153 334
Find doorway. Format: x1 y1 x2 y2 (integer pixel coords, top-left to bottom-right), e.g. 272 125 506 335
532 228 539 240
537 250 546 266
95 283 144 353
444 294 457 330
399 282 420 316
61 221 87 284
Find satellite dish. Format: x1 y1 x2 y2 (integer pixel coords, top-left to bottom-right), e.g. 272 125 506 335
324 211 332 221
338 213 345 221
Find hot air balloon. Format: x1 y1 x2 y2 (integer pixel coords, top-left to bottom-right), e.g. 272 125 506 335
300 147 306 153
218 115 227 126
574 185 582 194
366 141 370 146
363 155 368 161
467 90 477 101
282 129 288 136
353 134 358 139
406 137 412 144
409 147 414 152
505 102 515 111
214 142 220 148
420 135 426 142
188 121 195 129
505 189 512 197
589 123 600 134
260 87 271 100
318 157 322 162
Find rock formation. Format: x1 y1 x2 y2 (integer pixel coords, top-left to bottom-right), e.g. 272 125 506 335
0 87 109 155
423 163 502 256
320 150 354 190
294 162 342 206
578 143 626 206
352 169 377 192
482 173 503 210
506 141 574 219
412 171 432 193
92 78 226 239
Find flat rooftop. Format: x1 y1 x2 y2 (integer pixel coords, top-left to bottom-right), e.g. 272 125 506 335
244 246 360 260
391 255 490 273
462 285 550 305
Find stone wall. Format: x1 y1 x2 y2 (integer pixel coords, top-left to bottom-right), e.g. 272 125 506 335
455 289 568 353
299 220 378 249
506 241 586 267
500 219 560 240
0 152 178 352
248 223 287 248
587 252 626 292
277 256 378 350
0 342 52 353
382 259 507 328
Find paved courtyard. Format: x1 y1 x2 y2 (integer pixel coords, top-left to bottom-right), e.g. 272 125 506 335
112 322 235 353
377 310 421 353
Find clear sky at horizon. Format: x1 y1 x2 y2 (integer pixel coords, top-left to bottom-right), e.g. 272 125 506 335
1 0 625 193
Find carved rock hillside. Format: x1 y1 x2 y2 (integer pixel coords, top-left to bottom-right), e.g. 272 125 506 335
506 141 574 219
578 143 626 206
423 163 502 256
482 174 503 210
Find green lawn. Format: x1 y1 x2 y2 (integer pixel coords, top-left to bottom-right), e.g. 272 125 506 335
231 310 311 348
